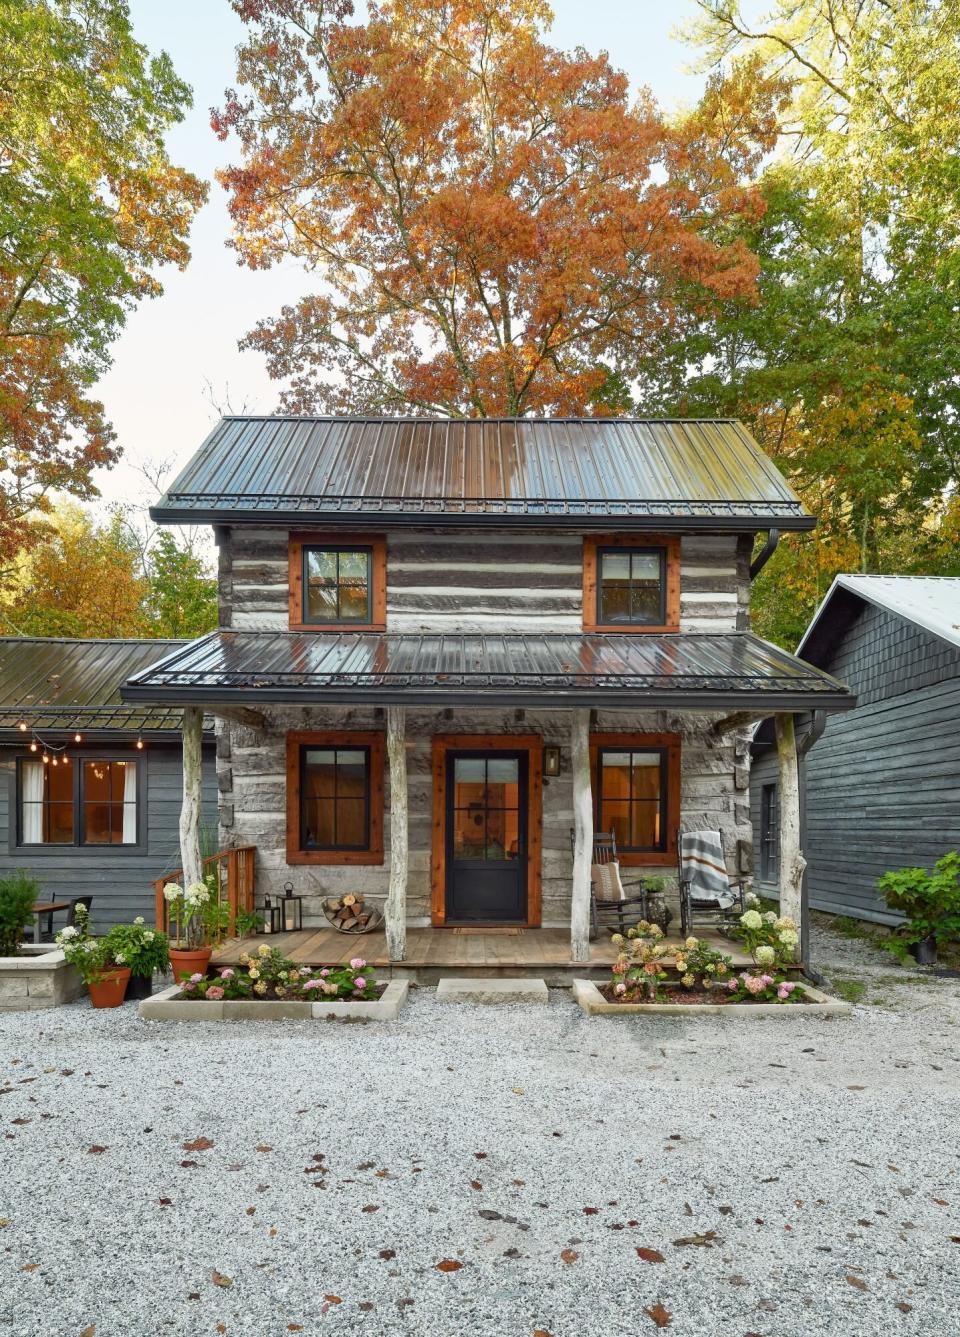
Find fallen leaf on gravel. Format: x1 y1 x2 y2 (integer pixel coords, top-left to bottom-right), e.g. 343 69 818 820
158 1198 172 1207
358 1303 374 1312
951 1236 960 1244
533 1330 553 1336
379 1249 396 1260
187 1293 200 1301
672 1231 720 1248
255 1145 272 1153
846 1275 869 1291
361 1204 379 1213
324 1295 341 1304
357 1161 375 1170
512 1087 524 1094
728 1275 748 1286
180 1160 198 1168
288 1325 304 1331
560 1249 579 1264
478 1210 502 1221
216 1326 226 1334
897 1303 913 1313
512 1179 525 1186
475 1152 487 1159
0 1219 10 1228
79 1327 96 1336
583 1207 599 1215
182 1137 214 1152
11 1117 30 1126
636 1247 665 1263
21 1263 39 1272
268 1228 278 1238
211 1271 233 1288
847 1085 866 1091
644 1302 672 1328
435 1260 463 1272
933 1198 949 1206
87 1145 107 1154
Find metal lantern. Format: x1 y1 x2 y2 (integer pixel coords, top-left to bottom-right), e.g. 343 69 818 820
280 881 303 932
261 896 282 935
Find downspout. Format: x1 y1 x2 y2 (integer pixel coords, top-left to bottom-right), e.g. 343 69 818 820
750 528 780 580
796 711 827 980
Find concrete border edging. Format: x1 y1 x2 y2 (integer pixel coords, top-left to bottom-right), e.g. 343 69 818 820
572 978 852 1017
138 979 409 1022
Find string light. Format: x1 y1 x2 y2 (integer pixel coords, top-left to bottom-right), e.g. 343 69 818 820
17 721 27 732
29 741 38 753
74 732 82 744
136 736 144 750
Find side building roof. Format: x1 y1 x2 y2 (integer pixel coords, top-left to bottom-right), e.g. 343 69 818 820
152 416 813 532
797 575 960 667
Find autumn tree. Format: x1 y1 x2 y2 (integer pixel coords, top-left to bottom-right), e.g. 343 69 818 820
214 0 782 417
0 0 206 565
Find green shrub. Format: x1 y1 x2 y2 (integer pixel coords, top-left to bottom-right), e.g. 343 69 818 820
0 870 41 957
877 852 960 947
103 918 169 976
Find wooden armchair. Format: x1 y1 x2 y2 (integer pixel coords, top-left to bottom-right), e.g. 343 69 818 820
569 830 649 940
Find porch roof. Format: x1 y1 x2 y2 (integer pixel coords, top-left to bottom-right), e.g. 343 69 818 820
120 630 854 713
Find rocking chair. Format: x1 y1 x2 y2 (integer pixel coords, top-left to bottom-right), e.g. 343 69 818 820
677 830 748 937
569 830 649 940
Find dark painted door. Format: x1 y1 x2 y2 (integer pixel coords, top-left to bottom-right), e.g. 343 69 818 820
445 751 528 923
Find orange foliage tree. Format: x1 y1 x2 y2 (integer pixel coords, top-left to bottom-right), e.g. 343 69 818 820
215 0 782 416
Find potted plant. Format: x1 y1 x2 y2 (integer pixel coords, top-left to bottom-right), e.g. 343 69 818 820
57 905 131 1008
0 870 40 957
877 851 960 966
162 880 213 981
103 917 169 1000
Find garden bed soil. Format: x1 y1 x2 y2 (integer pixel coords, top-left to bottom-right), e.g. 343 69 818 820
138 979 408 1023
598 983 812 1006
573 978 852 1018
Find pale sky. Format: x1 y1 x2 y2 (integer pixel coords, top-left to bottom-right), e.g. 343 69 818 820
93 1 716 515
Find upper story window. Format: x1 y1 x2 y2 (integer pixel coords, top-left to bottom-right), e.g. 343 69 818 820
582 535 680 633
18 757 139 847
288 533 386 632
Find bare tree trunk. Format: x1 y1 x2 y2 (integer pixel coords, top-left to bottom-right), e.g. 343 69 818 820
570 707 593 963
386 706 408 961
775 713 805 958
180 706 204 887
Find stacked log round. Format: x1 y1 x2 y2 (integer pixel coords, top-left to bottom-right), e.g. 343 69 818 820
322 893 384 934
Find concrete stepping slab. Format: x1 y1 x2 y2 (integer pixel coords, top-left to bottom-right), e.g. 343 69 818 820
436 977 549 1004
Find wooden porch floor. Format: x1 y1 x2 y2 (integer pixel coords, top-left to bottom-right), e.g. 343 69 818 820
212 926 754 982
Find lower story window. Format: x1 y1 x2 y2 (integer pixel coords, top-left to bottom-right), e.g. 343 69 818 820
19 758 138 847
760 782 779 882
589 733 680 864
285 731 385 865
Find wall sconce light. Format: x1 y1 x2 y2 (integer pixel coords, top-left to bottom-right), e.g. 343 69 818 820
544 746 561 777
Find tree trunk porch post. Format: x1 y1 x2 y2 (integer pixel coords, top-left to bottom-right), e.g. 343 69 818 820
386 705 408 961
570 707 593 963
179 705 204 889
774 712 805 957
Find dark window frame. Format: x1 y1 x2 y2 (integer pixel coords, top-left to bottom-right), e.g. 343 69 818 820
287 532 387 633
285 729 385 866
301 544 374 626
760 782 779 883
595 744 670 856
596 544 667 628
14 753 145 854
298 743 372 853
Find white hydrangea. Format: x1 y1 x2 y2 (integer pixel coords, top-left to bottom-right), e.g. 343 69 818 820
755 944 776 966
763 910 778 924
744 890 761 908
740 909 763 930
184 881 210 905
775 916 797 933
144 931 154 942
162 883 182 903
778 928 799 948
134 916 145 925
57 926 79 941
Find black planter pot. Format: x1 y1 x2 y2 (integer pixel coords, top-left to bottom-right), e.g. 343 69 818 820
125 972 154 1000
908 934 937 966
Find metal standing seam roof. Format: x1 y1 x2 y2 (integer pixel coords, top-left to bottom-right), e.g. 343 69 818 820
151 416 813 531
797 574 960 661
120 630 854 712
0 638 205 736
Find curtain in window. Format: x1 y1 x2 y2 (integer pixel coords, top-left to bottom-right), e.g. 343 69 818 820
21 761 44 843
122 761 138 844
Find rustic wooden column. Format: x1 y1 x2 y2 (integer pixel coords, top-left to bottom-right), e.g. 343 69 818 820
570 707 593 963
775 712 805 956
180 705 204 887
385 706 408 961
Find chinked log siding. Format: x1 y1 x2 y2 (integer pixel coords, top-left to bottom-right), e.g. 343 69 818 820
217 705 752 928
216 527 752 634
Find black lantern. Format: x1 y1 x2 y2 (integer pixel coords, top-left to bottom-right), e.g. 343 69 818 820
543 745 561 777
261 896 282 935
279 881 303 932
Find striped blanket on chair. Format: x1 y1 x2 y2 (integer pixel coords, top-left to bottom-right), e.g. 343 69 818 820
680 831 736 909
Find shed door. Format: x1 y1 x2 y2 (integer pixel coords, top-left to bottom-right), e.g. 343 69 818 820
445 751 528 923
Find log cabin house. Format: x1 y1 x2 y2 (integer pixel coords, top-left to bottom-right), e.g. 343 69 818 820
120 417 854 970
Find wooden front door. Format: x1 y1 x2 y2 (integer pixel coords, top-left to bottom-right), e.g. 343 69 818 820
444 750 528 923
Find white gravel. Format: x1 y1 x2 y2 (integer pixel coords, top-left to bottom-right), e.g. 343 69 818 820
3 930 960 1337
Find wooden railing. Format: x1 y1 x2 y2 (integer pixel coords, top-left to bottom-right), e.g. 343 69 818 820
154 846 256 937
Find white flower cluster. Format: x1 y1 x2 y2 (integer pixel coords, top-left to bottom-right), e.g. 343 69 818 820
184 881 210 906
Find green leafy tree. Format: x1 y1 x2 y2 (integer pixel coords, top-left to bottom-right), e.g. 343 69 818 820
0 0 206 564
145 531 217 639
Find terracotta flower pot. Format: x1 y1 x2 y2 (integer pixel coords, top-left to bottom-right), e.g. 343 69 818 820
88 967 131 1009
169 946 212 983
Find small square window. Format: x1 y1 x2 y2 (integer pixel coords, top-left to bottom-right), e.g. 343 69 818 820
598 546 666 626
304 547 372 624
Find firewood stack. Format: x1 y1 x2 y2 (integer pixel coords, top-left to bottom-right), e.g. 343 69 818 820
322 893 384 934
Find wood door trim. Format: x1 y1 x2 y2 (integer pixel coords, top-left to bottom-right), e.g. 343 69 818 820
582 533 681 633
589 731 681 866
431 734 543 928
288 532 387 632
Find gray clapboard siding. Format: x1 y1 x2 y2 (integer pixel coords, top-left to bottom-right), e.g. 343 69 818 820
0 743 217 931
751 599 960 924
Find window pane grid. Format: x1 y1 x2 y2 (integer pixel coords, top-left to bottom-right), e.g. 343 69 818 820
597 747 666 853
19 759 137 847
304 547 372 624
598 546 666 626
301 746 370 850
452 756 521 862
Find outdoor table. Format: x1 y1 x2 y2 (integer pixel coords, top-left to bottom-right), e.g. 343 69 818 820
31 901 71 944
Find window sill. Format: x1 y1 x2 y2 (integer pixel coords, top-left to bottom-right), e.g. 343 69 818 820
286 848 384 866
288 621 387 634
583 622 681 635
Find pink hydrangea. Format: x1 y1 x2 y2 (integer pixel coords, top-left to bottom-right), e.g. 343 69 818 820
727 978 737 991
320 968 330 977
205 986 225 1000
613 981 627 996
303 979 322 991
189 972 204 983
611 959 627 975
777 982 796 1000
744 974 765 995
220 968 234 979
353 976 367 990
350 957 366 970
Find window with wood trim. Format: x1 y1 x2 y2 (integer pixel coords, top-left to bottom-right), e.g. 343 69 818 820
285 731 384 865
582 535 680 632
18 757 140 847
288 533 386 631
588 733 680 865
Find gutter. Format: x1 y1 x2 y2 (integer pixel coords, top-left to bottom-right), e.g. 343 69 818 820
749 528 780 579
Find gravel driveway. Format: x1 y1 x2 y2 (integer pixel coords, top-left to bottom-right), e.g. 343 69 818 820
3 928 960 1337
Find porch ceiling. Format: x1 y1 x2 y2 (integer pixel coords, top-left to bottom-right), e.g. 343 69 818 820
120 630 854 713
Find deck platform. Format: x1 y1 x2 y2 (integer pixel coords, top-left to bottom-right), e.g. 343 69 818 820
212 926 754 985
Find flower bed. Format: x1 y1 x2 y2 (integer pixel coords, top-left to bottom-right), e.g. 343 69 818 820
573 977 851 1017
